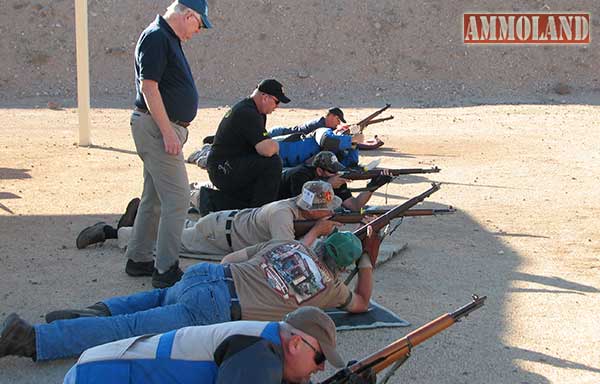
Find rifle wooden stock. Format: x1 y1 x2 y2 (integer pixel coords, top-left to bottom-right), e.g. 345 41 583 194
319 295 486 384
340 166 441 181
293 207 455 238
344 183 441 285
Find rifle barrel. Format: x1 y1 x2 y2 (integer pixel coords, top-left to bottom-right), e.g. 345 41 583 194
319 295 486 384
341 166 441 180
356 104 392 127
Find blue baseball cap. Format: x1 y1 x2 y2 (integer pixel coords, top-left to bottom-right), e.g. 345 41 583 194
179 0 213 29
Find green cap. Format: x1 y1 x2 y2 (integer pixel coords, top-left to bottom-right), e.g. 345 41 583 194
324 231 362 268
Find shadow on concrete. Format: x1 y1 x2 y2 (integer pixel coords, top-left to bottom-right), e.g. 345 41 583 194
489 231 550 239
0 202 593 383
513 272 599 293
508 345 600 374
0 168 32 180
0 192 21 214
88 144 138 156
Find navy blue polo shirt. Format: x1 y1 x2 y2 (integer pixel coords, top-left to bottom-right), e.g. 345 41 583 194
134 15 198 123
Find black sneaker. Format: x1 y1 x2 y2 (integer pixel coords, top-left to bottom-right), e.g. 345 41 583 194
76 222 107 249
152 263 184 288
45 302 111 323
125 259 154 277
117 198 140 229
0 313 36 359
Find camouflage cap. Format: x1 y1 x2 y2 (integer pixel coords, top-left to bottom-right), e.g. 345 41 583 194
312 151 346 173
296 180 342 211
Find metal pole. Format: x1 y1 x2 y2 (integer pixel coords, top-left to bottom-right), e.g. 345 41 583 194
75 0 91 146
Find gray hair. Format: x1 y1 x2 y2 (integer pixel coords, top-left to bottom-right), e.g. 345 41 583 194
250 88 262 98
166 1 195 17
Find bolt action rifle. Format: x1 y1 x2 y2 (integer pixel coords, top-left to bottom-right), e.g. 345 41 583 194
319 295 487 384
345 183 441 284
293 206 454 238
339 166 441 181
354 104 394 134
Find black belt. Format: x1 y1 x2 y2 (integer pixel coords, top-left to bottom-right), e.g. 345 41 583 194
224 210 238 249
133 107 191 128
223 265 241 321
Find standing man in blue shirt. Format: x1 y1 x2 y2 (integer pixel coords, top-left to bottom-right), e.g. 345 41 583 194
126 0 213 288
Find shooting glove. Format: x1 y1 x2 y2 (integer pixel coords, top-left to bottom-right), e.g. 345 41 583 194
346 361 377 384
366 174 393 191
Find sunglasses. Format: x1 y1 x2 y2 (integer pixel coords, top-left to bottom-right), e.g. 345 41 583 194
293 333 326 365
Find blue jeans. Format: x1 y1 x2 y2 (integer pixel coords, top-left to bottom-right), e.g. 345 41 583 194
35 263 232 361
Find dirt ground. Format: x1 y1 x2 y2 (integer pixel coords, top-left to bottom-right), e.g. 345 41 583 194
0 102 599 383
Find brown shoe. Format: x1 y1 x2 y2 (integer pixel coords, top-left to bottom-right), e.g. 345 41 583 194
0 313 36 360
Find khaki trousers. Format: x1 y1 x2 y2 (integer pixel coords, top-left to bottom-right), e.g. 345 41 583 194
125 112 189 272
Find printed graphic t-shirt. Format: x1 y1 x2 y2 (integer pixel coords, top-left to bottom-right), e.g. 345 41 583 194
230 240 351 321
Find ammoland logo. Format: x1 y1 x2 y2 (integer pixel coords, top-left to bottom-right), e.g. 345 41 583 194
463 13 590 44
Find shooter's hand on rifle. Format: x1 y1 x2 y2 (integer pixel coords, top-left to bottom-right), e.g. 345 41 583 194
345 361 377 384
360 225 381 269
350 132 364 144
311 217 342 237
327 174 351 189
365 169 393 191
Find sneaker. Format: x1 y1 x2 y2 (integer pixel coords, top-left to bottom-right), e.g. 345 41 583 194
76 222 107 249
45 303 111 323
117 198 140 229
0 313 36 359
152 263 184 288
125 259 154 277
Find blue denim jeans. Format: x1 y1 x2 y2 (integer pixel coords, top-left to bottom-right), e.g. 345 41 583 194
35 263 232 361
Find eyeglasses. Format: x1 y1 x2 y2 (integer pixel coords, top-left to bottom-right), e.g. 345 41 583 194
266 94 280 105
293 333 326 365
190 13 204 30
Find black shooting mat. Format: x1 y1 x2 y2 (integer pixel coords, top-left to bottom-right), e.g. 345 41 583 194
325 300 410 331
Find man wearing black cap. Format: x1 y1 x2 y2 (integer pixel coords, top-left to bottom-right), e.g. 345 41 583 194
126 0 212 289
269 107 347 137
207 79 290 209
279 151 392 211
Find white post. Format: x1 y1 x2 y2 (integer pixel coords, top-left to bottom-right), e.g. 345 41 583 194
75 0 91 146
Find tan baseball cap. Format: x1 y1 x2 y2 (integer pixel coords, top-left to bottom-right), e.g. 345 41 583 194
283 306 345 368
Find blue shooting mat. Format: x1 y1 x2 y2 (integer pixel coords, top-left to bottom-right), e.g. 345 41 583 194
326 300 410 331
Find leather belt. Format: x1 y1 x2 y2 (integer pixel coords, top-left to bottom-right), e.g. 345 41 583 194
223 264 241 321
133 107 191 128
224 210 238 249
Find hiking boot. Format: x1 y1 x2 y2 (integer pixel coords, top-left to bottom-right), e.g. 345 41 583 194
125 259 154 277
76 222 107 249
152 263 184 288
0 313 36 360
117 198 140 229
45 302 111 324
